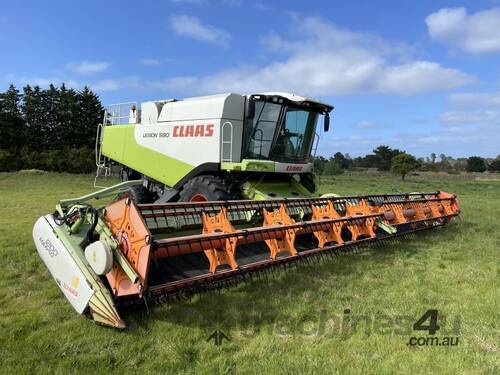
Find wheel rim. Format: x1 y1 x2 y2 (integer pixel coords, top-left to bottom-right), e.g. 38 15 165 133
190 194 208 202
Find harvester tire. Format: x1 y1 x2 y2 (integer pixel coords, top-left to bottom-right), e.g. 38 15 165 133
127 186 153 204
120 168 141 181
179 175 232 202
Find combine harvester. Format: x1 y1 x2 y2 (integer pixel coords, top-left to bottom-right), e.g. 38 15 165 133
33 93 460 328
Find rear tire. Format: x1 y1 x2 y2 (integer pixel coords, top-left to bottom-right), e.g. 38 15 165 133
178 175 233 202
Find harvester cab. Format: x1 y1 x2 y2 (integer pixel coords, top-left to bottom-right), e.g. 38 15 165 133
96 92 333 203
33 92 460 328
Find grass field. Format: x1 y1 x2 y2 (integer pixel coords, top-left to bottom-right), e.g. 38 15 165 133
0 171 498 374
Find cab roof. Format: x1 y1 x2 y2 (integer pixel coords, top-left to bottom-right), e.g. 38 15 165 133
252 91 333 112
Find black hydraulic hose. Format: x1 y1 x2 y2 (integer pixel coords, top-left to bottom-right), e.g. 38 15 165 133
53 211 75 226
54 203 99 243
87 206 99 243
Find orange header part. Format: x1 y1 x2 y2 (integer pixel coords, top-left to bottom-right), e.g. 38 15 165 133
103 198 151 297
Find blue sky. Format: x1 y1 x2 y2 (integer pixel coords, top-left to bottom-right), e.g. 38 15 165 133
1 0 500 158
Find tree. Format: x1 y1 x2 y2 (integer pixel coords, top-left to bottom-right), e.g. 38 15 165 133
0 84 25 152
43 84 61 148
0 83 104 173
390 153 420 180
430 153 436 164
76 86 103 148
488 158 500 172
332 152 350 169
352 154 380 168
57 83 82 148
323 158 343 175
439 159 453 173
373 145 402 171
466 156 486 172
313 156 328 174
22 85 45 149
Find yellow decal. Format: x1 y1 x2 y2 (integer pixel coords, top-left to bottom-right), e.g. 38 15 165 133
71 276 80 289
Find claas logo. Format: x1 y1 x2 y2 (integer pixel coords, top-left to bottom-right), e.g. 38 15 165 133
173 124 214 137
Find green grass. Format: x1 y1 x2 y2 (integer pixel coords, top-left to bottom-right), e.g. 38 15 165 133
0 171 498 374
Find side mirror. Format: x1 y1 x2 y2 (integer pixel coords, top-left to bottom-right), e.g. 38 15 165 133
324 113 330 132
245 98 255 119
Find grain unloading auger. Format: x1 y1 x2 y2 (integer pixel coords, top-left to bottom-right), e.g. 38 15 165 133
33 92 460 328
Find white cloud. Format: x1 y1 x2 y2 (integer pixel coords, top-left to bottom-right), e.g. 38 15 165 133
5 74 79 88
91 79 120 91
426 7 500 53
448 92 500 109
4 71 138 93
376 61 473 95
157 16 474 97
170 15 230 48
441 91 500 128
139 58 163 67
90 77 140 92
440 110 500 125
66 61 110 75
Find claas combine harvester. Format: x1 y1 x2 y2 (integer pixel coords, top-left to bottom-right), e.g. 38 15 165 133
33 92 460 328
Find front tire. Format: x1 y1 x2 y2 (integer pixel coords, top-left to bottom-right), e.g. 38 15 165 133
120 167 141 182
126 186 155 204
178 175 233 202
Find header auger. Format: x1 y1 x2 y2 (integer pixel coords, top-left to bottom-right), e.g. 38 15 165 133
33 92 460 328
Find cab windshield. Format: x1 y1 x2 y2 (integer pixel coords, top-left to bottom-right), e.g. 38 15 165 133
243 100 318 164
272 107 318 163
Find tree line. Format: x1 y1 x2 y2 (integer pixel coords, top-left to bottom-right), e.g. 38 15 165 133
0 84 102 172
314 146 500 180
1 83 498 177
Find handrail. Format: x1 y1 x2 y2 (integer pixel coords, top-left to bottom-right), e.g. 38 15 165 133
94 102 138 187
105 102 138 125
311 131 319 163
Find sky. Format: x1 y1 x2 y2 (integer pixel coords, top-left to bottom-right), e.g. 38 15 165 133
1 0 500 158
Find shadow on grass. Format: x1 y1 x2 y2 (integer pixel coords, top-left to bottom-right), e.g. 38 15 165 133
120 221 464 335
